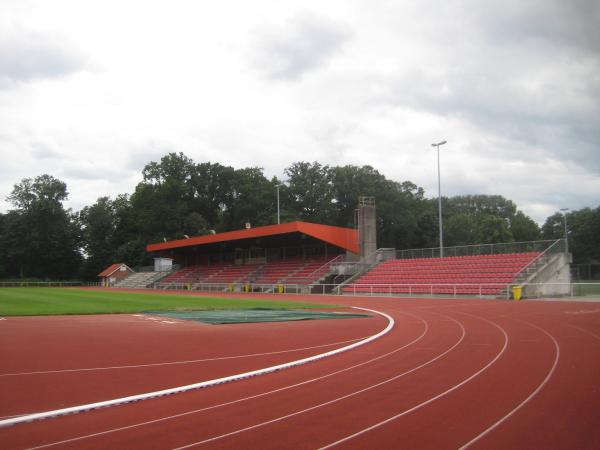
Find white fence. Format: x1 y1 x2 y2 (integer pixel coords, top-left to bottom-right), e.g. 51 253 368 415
149 281 600 300
3 280 597 300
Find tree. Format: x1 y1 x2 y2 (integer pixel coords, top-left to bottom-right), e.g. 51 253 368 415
445 214 480 246
443 195 540 246
569 207 600 263
0 213 5 277
544 207 600 264
478 214 512 244
0 210 29 278
446 195 517 219
183 212 210 236
79 197 118 280
285 162 335 223
220 167 275 230
3 175 81 279
189 162 235 229
541 212 565 240
510 211 541 242
7 174 68 210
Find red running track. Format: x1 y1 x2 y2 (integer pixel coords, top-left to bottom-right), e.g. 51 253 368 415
1 294 599 449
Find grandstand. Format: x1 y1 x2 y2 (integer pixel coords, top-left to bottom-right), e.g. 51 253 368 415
156 256 340 291
99 199 571 298
145 221 358 292
341 252 540 296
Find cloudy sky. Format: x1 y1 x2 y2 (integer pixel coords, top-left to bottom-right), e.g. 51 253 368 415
1 0 598 223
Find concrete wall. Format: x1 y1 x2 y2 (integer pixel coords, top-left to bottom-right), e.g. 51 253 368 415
523 252 571 297
358 197 377 264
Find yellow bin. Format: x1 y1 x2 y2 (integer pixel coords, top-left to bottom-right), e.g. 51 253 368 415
512 285 523 300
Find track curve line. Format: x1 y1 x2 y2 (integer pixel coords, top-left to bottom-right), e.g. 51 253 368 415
172 311 467 449
568 324 600 343
0 337 368 377
318 312 509 450
458 319 560 449
0 307 393 429
27 311 429 450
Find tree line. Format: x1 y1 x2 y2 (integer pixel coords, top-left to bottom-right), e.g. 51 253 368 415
0 152 598 280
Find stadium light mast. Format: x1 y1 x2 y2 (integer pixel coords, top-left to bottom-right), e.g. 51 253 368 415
560 208 569 255
431 140 447 257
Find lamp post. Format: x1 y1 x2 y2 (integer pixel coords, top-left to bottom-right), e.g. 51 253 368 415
560 208 569 254
276 184 283 225
431 140 447 257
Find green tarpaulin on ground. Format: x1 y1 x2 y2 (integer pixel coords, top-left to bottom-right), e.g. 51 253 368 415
144 308 369 324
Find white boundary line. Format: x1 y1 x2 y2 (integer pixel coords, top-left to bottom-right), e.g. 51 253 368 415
0 337 367 377
458 319 560 449
174 312 468 449
26 312 428 450
0 307 393 428
317 314 509 449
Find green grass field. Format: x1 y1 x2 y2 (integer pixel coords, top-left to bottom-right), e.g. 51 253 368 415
0 288 335 316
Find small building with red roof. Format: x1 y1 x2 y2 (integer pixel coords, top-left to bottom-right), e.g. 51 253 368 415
98 263 134 287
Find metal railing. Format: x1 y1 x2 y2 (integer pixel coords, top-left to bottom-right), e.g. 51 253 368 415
284 255 346 285
339 282 507 298
396 240 558 260
512 239 565 285
144 281 600 299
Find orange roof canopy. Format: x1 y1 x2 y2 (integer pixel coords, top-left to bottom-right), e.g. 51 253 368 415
146 221 359 254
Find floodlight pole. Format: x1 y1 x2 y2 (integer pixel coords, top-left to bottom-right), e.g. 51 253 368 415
431 140 447 257
560 208 569 255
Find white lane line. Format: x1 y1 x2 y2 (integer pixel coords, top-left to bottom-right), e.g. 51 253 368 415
564 308 600 315
0 307 393 429
0 414 25 420
27 311 428 450
0 337 367 377
458 320 560 449
568 324 600 342
173 312 467 450
317 314 509 450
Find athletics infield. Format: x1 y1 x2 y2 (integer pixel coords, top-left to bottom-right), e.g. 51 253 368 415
1 291 599 449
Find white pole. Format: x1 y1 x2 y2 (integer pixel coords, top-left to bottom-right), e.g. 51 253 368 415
560 208 569 254
437 145 443 257
431 140 447 257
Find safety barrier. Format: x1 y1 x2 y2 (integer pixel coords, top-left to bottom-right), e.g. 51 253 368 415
396 239 559 260
147 281 600 299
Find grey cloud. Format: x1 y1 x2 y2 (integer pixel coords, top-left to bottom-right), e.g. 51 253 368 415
474 0 600 53
0 29 86 86
362 1 600 172
60 163 127 182
30 141 62 160
125 141 176 171
253 13 353 81
61 165 108 181
366 8 600 172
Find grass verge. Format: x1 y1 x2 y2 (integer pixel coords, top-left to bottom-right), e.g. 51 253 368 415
0 288 336 316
